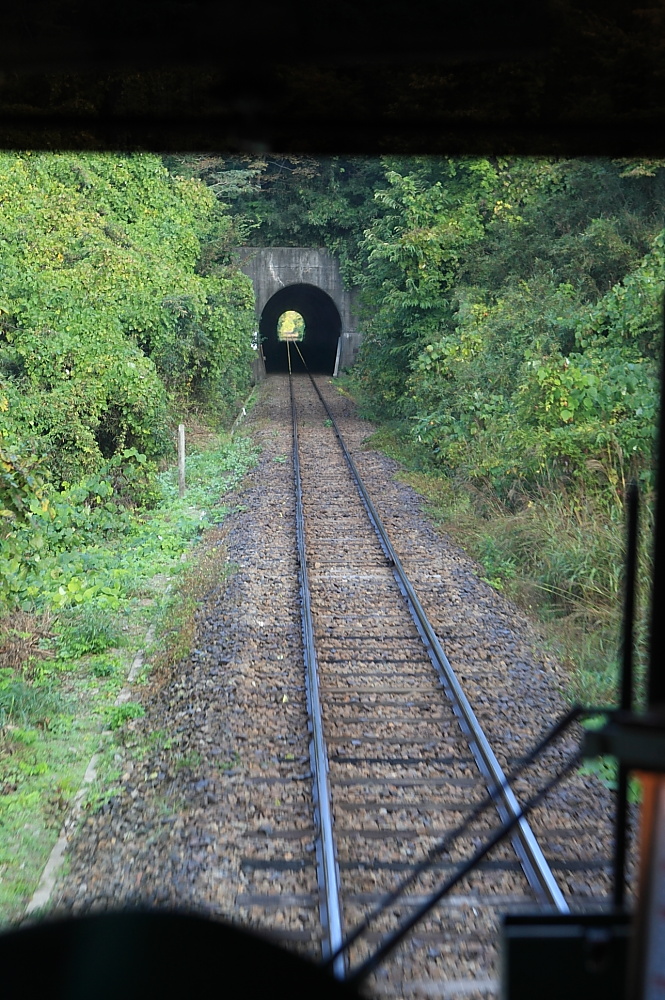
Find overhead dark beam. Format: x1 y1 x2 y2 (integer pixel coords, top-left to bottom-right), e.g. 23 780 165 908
0 1 550 73
0 113 663 156
0 2 663 154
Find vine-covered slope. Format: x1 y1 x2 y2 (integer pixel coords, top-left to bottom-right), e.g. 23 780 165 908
0 152 255 609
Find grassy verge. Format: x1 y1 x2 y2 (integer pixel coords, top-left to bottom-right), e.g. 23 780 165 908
0 426 257 925
353 416 652 711
0 615 132 923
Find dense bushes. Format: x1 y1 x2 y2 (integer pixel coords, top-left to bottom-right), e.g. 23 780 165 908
351 158 664 500
0 153 254 486
0 152 256 611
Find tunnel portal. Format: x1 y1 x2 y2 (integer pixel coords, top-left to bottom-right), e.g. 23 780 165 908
261 284 341 374
238 247 361 376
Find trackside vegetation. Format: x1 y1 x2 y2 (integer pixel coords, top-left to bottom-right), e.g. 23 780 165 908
190 153 664 706
3 151 665 916
348 159 664 708
0 152 256 605
0 152 257 919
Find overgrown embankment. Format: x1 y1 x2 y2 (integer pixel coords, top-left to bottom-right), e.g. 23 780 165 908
0 153 258 920
0 152 256 607
0 426 257 923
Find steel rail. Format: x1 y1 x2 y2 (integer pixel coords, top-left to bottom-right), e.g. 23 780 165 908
298 363 568 913
288 356 347 978
347 750 582 984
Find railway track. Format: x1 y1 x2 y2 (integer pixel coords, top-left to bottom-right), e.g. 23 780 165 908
235 365 622 997
54 369 630 999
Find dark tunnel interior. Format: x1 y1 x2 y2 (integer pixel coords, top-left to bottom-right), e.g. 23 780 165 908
261 284 341 374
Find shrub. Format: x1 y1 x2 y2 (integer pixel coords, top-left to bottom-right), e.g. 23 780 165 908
105 702 145 730
0 152 255 488
56 607 122 660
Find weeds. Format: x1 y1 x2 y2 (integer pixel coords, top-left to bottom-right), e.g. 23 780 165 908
0 429 256 922
55 607 122 660
0 670 60 728
363 424 652 709
475 534 517 590
215 751 241 772
157 436 257 513
127 728 180 762
105 703 145 731
150 535 235 677
89 655 123 679
174 750 202 771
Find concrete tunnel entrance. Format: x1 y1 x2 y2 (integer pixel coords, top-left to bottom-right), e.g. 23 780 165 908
261 284 341 374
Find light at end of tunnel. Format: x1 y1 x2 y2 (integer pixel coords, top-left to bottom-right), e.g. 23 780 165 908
277 310 305 342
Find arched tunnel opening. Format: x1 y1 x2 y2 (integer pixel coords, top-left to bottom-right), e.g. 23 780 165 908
261 284 341 374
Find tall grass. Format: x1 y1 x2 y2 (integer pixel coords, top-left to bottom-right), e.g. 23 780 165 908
364 424 653 708
0 670 61 729
466 490 652 707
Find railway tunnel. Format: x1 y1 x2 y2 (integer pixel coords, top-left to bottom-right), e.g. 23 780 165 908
261 284 341 374
238 247 362 376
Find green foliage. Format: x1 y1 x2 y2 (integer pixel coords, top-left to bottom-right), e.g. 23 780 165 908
172 155 385 285
0 429 256 921
348 158 664 499
362 159 496 323
0 152 255 490
0 669 60 727
55 607 122 660
0 423 51 522
0 432 256 614
105 702 145 730
90 656 122 678
0 448 155 609
0 152 257 615
406 269 660 496
580 229 665 356
475 535 517 591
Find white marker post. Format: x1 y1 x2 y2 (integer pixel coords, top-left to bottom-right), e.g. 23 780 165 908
178 423 185 498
